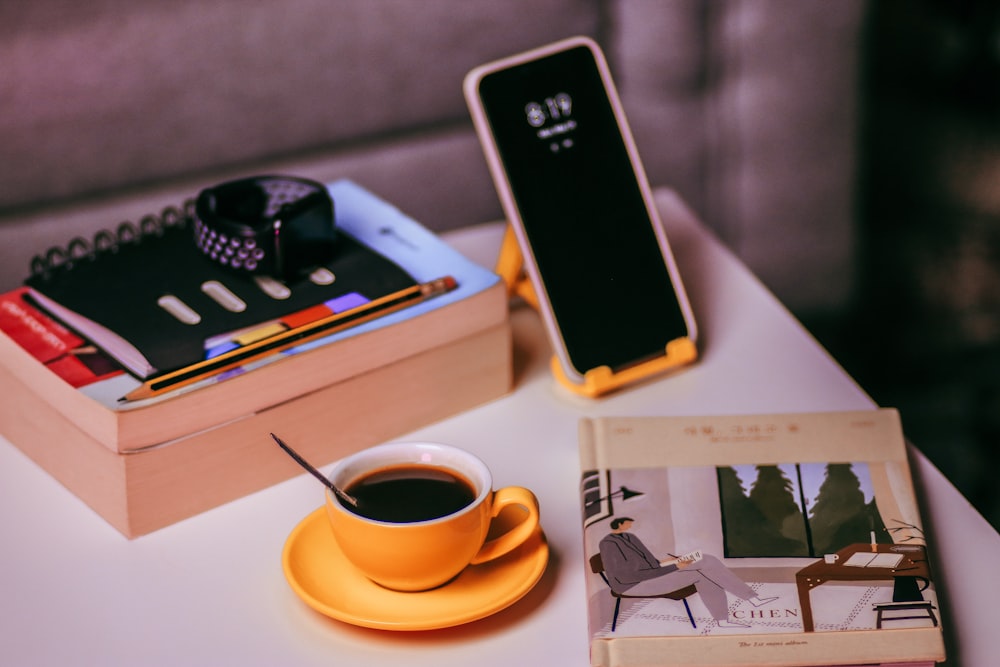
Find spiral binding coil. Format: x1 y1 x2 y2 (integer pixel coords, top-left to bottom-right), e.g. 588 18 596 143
28 200 196 282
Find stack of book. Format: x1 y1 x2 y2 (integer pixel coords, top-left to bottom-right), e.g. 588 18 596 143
0 181 512 538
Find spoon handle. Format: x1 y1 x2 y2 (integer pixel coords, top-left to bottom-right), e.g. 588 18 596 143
270 433 358 507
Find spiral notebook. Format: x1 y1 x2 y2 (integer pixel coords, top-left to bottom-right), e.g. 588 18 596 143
25 194 417 379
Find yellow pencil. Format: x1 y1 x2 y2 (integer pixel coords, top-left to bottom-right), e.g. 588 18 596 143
121 276 457 402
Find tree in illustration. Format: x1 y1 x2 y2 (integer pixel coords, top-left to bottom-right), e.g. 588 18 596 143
717 466 807 557
748 465 808 555
809 463 873 554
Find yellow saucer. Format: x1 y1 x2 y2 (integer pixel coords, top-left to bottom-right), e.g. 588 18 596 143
281 507 549 631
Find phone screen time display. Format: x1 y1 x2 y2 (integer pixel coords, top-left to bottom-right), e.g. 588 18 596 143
475 44 688 376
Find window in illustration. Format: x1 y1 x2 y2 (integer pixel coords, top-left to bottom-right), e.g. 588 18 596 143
717 462 889 558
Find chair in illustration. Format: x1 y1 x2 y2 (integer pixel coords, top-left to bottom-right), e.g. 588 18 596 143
589 553 697 631
872 576 938 629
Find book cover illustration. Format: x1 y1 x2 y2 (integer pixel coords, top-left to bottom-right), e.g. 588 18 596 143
579 410 945 666
0 287 121 387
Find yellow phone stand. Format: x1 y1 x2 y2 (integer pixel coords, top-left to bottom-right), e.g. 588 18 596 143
495 225 697 398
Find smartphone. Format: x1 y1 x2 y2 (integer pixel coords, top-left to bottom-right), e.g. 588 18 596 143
464 36 697 385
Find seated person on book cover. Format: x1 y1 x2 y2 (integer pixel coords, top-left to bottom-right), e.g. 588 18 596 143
599 517 778 628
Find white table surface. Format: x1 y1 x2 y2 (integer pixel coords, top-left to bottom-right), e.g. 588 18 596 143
2 194 997 666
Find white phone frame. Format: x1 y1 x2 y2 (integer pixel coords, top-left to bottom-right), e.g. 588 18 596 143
464 36 697 386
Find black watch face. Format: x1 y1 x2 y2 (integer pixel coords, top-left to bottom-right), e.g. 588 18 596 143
195 177 336 278
475 44 688 375
213 180 273 229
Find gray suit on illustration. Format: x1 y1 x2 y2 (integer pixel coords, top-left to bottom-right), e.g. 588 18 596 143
598 531 758 622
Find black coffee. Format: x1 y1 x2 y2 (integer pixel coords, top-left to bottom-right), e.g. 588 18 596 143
343 465 477 523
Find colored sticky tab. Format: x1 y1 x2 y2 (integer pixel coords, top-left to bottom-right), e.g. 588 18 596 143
281 303 334 329
326 292 369 313
215 367 247 382
205 340 240 359
233 322 286 346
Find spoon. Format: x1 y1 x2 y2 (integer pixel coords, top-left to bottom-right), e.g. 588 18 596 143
270 433 359 509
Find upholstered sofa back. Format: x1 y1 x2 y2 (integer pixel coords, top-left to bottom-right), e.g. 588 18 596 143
0 0 865 315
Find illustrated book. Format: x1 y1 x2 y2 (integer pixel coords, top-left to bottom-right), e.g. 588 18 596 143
578 409 945 667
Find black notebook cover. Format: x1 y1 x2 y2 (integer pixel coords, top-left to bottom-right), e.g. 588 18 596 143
25 206 416 377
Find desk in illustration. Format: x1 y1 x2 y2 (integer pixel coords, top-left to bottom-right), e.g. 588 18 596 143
796 543 936 632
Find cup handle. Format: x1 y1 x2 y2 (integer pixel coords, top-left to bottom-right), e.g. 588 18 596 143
469 486 540 565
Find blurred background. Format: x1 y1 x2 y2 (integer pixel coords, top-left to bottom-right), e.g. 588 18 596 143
808 0 1000 530
0 1 996 529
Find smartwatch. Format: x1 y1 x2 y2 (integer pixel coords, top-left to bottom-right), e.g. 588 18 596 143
193 175 337 280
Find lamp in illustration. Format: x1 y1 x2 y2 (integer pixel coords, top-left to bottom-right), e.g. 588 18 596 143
584 485 644 508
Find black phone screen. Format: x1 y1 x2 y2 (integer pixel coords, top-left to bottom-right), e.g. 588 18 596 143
475 44 689 376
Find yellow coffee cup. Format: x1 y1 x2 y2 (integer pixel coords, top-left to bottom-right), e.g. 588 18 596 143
324 442 540 591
